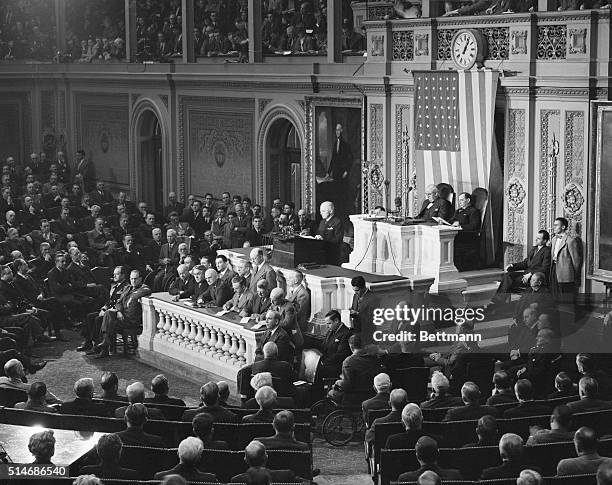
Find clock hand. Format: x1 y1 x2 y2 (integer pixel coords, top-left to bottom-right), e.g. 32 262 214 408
462 42 468 55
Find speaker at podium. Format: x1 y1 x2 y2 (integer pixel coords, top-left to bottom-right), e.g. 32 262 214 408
270 235 329 267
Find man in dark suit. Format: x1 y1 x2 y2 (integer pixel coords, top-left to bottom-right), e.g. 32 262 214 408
365 388 407 449
245 215 266 247
164 191 185 220
443 382 499 421
154 436 219 482
385 403 426 449
490 230 552 311
79 434 139 479
480 433 541 480
188 265 209 302
296 209 316 236
255 310 294 365
502 379 551 418
230 440 300 483
181 381 238 423
153 229 180 292
328 334 382 406
398 436 463 482
66 250 107 306
550 216 582 300
52 208 79 244
74 149 95 192
512 273 555 322
169 263 196 301
557 427 612 476
324 123 353 219
193 412 229 450
114 403 164 447
270 287 303 351
87 217 117 267
246 279 272 319
248 247 277 294
287 270 311 333
59 377 109 417
89 181 114 206
47 253 94 320
315 200 345 265
145 374 186 407
350 275 379 342
487 371 519 406
526 404 574 445
243 386 277 423
417 184 453 221
251 342 296 397
94 269 152 358
450 192 482 271
421 371 464 409
181 199 207 239
25 219 61 255
362 373 391 423
254 410 309 451
195 268 232 308
79 265 128 352
567 376 611 413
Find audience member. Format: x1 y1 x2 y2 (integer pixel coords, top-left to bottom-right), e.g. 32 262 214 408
481 433 540 479
526 405 574 445
385 403 426 449
113 381 165 419
28 430 55 464
154 436 219 482
182 381 238 422
59 378 108 416
362 373 391 422
14 382 58 412
557 427 612 475
503 379 551 418
243 385 277 423
115 403 164 447
421 371 463 409
192 412 229 450
444 382 499 421
146 374 186 406
567 376 611 413
463 415 499 447
230 440 299 483
80 433 139 479
398 436 463 481
254 410 309 451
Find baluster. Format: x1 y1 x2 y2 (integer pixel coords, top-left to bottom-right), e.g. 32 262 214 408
172 315 184 343
156 310 165 337
194 323 204 350
237 337 246 363
162 311 172 337
214 329 225 356
228 335 239 364
180 318 191 346
187 321 197 348
208 328 218 355
222 331 231 357
201 324 211 350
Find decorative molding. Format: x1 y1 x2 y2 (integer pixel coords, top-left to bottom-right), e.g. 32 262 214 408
537 25 567 60
392 31 413 61
297 100 306 113
159 95 168 108
508 109 526 180
505 108 527 263
305 99 314 214
178 96 185 200
414 33 429 57
259 98 272 116
395 104 410 209
371 35 385 57
369 103 384 209
510 30 528 55
564 110 585 235
563 182 584 217
482 27 510 60
367 5 395 20
568 27 587 55
437 29 457 61
40 90 55 133
538 109 560 232
507 178 526 209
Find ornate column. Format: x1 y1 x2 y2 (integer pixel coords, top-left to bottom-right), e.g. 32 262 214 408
327 0 342 63
182 0 194 62
248 0 263 63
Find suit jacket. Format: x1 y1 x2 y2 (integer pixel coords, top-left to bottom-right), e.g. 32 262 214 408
487 390 518 406
115 248 145 274
287 285 311 332
328 137 352 181
242 408 275 423
557 453 612 476
245 227 265 246
254 432 309 451
47 266 77 296
230 466 298 484
169 275 197 299
114 405 164 420
59 397 109 417
164 201 185 218
512 245 552 276
114 427 164 447
14 273 44 302
154 463 219 482
362 391 390 422
271 300 303 348
385 429 425 450
318 323 352 369
246 294 271 316
316 215 344 244
182 210 207 238
114 284 152 327
53 217 78 239
67 262 96 290
444 403 500 421
502 401 551 418
181 403 238 423
481 460 541 480
218 268 236 286
159 242 180 269
417 197 453 221
80 464 139 480
227 289 255 315
87 228 116 251
257 327 294 364
89 189 114 205
145 394 186 407
251 357 295 397
198 280 232 307
399 464 463 482
365 409 402 444
104 280 129 308
338 350 382 400
551 233 582 283
566 397 611 413
249 262 277 294
450 205 481 232
28 230 61 253
421 394 464 409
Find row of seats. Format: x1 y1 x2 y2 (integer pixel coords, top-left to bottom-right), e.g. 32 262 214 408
70 445 313 482
16 481 300 485
381 438 612 484
372 408 612 482
0 407 312 450
391 475 597 485
365 395 580 425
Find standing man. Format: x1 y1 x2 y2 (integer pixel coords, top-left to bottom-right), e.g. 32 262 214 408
315 201 344 265
286 270 311 333
350 276 379 345
75 149 95 192
450 192 482 272
249 247 277 294
327 123 353 219
550 217 582 301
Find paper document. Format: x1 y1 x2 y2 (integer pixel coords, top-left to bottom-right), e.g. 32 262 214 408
251 322 266 330
432 217 451 226
240 317 251 324
216 309 230 317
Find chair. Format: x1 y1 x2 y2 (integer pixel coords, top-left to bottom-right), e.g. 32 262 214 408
421 407 452 422
373 422 404 476
267 449 313 480
498 414 550 440
525 440 577 476
550 474 598 485
442 446 501 480
114 326 141 355
465 357 496 398
198 449 245 482
91 266 111 289
366 408 391 427
119 445 179 479
429 419 478 448
389 367 430 403
0 388 27 407
379 448 419 485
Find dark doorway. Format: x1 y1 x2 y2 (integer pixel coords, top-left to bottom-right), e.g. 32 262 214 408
138 110 164 213
267 119 302 208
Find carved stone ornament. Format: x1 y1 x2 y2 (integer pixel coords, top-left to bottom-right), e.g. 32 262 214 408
371 35 385 57
507 178 526 209
510 30 528 55
369 164 384 189
568 28 587 55
414 33 429 56
563 182 584 215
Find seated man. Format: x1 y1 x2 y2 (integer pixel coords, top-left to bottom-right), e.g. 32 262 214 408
115 403 164 447
462 415 499 448
255 310 294 365
512 272 555 322
230 440 300 484
502 307 540 367
365 388 408 457
417 185 452 221
87 217 117 267
450 192 481 272
14 382 58 412
223 275 255 316
526 405 574 445
181 381 238 423
254 410 309 451
145 374 186 407
99 371 127 401
169 264 196 301
243 372 295 409
286 270 310 332
328 334 382 407
547 371 577 400
481 433 540 479
251 341 296 398
113 382 164 420
47 253 95 321
557 427 612 476
243 386 277 423
385 403 426 450
362 373 391 423
567 376 611 413
443 382 499 421
487 371 518 406
0 359 60 403
246 279 272 319
59 378 108 416
94 269 151 358
79 434 139 479
503 379 551 418
192 412 229 449
398 436 463 481
155 437 219 482
195 269 232 308
489 230 551 312
153 229 180 292
421 371 463 409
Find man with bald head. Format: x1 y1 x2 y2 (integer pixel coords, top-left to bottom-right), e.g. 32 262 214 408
252 341 296 396
315 201 344 265
195 268 232 308
230 440 299 483
153 228 181 291
362 373 391 422
181 381 238 423
113 382 164 420
255 310 294 364
169 264 196 301
254 411 309 451
417 184 452 221
481 433 540 479
417 471 441 485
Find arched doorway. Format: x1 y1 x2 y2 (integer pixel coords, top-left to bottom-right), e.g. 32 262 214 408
266 119 302 206
136 110 164 212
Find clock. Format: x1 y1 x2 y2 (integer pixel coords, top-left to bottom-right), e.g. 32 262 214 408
450 29 487 70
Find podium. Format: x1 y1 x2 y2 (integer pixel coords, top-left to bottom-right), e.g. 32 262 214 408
271 236 328 267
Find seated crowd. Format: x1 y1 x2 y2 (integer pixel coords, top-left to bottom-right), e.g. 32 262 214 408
0 0 55 61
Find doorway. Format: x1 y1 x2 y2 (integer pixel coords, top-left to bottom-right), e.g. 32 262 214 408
137 110 164 212
267 118 302 207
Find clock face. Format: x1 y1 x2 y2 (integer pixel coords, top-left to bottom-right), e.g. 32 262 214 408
452 31 479 69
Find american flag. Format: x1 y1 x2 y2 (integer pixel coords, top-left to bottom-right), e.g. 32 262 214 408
414 70 499 195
